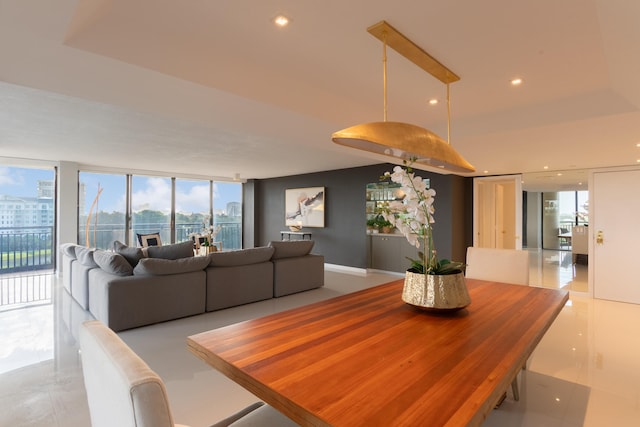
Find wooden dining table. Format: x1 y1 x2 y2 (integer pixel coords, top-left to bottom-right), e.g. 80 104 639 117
188 278 569 427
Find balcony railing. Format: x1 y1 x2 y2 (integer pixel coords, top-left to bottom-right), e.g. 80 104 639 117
0 272 52 311
0 226 54 273
0 226 54 309
78 221 242 251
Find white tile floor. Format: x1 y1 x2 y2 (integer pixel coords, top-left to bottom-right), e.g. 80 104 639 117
1 250 639 426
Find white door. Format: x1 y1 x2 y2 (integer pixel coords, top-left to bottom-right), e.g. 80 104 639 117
473 175 522 249
592 169 640 303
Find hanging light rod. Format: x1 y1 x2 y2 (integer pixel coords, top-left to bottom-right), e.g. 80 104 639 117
366 21 460 84
332 20 475 174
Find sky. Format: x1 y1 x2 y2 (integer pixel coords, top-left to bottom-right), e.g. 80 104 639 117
0 166 241 214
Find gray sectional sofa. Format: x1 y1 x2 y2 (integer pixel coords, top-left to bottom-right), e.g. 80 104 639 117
60 240 324 331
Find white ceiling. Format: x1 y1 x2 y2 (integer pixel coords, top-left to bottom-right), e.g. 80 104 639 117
1 0 639 188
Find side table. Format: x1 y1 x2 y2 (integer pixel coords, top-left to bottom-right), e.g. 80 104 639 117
280 231 312 240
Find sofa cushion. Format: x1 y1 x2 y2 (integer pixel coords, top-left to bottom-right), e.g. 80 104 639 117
146 241 194 260
93 250 134 277
208 247 275 267
113 241 145 268
269 240 315 259
60 243 78 259
133 256 209 276
75 246 98 268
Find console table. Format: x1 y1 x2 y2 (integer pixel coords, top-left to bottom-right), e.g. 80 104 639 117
280 231 312 240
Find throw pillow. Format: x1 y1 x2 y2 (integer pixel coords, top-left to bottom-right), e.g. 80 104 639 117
133 256 209 276
113 241 144 268
60 243 78 259
136 232 162 247
74 246 98 268
269 240 315 259
208 247 275 267
146 240 194 260
93 250 134 277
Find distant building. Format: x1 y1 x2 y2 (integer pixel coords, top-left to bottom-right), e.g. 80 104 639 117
226 202 241 217
0 180 55 232
0 195 54 231
37 180 54 199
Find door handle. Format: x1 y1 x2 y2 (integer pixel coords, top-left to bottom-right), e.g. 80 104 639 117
596 230 604 245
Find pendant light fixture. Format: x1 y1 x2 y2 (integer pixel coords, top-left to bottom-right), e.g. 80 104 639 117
332 21 475 173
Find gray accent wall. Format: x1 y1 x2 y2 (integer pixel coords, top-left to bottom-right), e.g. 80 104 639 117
244 164 473 269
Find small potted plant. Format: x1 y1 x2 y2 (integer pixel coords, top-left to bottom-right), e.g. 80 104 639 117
375 216 394 234
366 217 377 233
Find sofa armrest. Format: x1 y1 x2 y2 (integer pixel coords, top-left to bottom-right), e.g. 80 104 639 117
273 254 324 297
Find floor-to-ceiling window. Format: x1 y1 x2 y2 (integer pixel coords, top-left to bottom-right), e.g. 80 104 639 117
77 171 242 250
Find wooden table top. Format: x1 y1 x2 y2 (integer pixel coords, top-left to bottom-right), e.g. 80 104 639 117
188 279 568 427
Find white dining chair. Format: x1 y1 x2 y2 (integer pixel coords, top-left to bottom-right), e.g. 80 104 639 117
465 246 530 402
79 320 298 427
465 246 529 286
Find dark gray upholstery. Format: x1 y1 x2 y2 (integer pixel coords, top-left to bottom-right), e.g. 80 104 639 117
63 240 324 331
75 246 98 268
92 250 133 277
88 268 206 332
60 243 78 294
206 262 274 311
71 260 97 309
269 240 324 297
60 242 78 258
273 254 324 297
133 256 209 276
113 241 144 267
208 247 274 267
269 240 314 259
146 240 194 260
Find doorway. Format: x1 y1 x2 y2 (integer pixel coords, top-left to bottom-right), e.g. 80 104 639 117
473 175 522 249
592 168 640 303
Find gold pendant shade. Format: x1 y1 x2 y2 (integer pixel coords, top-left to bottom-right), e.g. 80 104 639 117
332 21 475 173
333 122 474 173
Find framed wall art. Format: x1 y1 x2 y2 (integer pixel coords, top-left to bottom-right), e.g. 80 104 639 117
285 187 325 228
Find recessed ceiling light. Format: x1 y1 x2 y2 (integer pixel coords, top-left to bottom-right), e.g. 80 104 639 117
483 170 489 174
428 98 438 105
557 173 563 176
273 15 290 27
543 166 549 170
636 143 640 147
510 77 523 86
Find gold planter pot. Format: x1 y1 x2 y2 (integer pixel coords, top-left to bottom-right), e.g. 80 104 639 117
402 271 471 311
198 245 218 256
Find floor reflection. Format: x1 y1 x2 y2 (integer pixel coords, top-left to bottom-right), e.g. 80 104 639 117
528 248 588 293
